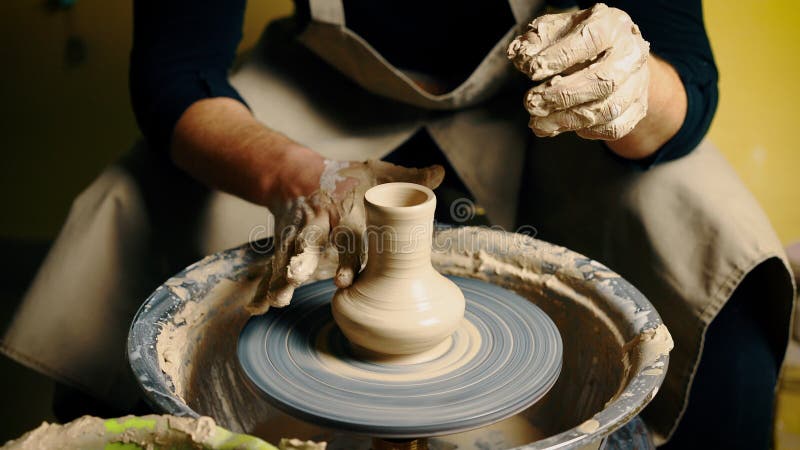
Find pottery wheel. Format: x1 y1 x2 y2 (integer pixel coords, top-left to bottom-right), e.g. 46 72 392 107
238 276 562 438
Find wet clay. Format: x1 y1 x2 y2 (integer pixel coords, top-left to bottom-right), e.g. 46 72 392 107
280 438 328 450
332 183 465 357
2 415 216 450
153 227 672 447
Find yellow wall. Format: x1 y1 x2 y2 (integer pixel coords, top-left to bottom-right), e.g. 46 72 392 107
0 0 797 244
704 1 800 243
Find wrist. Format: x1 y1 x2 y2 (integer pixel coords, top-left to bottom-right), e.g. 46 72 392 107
262 143 325 209
605 56 687 160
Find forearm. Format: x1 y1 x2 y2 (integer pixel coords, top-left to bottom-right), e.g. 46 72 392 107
606 55 688 160
171 98 324 209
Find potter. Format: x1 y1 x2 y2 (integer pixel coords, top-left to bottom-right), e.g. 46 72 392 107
332 183 465 357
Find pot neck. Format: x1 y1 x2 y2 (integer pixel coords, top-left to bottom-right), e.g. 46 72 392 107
365 220 434 275
362 182 437 276
363 212 435 277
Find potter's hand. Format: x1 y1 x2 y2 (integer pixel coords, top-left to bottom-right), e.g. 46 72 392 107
246 160 444 314
507 3 650 140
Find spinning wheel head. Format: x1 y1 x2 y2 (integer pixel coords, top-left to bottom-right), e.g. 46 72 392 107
238 276 562 438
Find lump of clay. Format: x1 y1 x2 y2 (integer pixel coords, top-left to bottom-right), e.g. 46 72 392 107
1 414 286 450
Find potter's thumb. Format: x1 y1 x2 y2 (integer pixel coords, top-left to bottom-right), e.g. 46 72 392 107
335 265 355 289
267 284 295 308
334 234 361 288
418 164 445 190
332 222 363 288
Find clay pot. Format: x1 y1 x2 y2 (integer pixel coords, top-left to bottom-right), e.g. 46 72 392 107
331 182 465 357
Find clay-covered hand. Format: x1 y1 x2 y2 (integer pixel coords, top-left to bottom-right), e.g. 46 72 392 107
246 160 444 314
507 3 650 140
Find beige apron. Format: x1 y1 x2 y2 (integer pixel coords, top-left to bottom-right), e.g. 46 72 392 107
2 0 794 444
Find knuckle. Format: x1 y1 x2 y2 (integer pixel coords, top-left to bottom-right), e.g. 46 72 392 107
594 77 616 97
572 107 597 127
507 38 523 57
601 101 624 121
529 118 551 137
606 6 633 26
608 126 624 140
524 91 549 116
572 114 594 131
592 122 621 140
576 128 600 140
531 115 551 131
589 3 608 15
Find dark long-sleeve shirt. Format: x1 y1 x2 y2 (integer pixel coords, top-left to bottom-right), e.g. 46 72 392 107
130 0 718 165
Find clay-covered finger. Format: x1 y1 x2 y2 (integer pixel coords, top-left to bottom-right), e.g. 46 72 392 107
523 4 639 81
525 33 648 116
330 189 365 288
529 64 648 136
408 164 445 189
507 9 585 76
263 204 304 307
332 210 365 288
245 261 274 315
266 282 297 308
576 95 648 140
286 203 331 287
368 160 445 190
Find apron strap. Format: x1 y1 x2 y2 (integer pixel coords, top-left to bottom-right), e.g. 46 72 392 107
308 0 346 26
508 0 544 24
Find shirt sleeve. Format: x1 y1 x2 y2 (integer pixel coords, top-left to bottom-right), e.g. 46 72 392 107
129 0 249 153
577 0 719 165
